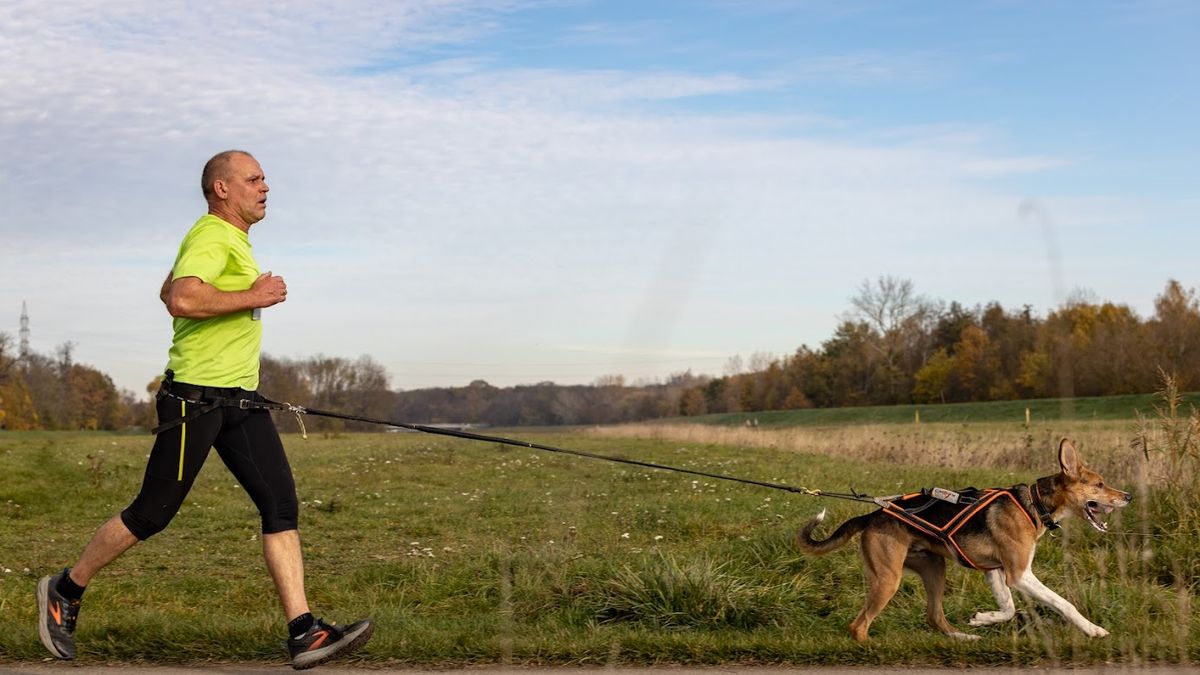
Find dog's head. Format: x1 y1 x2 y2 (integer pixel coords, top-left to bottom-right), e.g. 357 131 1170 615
1056 438 1132 532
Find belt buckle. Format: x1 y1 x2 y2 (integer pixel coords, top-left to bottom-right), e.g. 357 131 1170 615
238 398 252 409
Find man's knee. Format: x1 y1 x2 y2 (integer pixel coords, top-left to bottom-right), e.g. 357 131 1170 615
261 496 299 534
119 506 172 541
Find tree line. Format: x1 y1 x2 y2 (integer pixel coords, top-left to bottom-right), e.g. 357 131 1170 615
677 277 1200 416
0 340 144 431
3 277 1199 430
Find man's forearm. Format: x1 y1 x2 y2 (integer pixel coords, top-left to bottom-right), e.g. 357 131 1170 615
166 273 285 319
167 286 258 319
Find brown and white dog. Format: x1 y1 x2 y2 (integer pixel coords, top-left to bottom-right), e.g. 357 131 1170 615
797 438 1131 642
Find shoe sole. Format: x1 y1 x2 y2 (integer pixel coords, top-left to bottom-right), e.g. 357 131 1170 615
291 621 374 670
36 576 71 660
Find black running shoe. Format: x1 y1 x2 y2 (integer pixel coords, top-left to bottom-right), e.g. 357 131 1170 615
287 617 373 670
36 570 81 660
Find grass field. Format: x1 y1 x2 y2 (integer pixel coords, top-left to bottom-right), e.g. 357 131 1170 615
1 406 1197 667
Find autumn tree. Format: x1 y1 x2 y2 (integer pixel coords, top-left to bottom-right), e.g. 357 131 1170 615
0 332 39 430
848 276 936 403
1148 279 1200 388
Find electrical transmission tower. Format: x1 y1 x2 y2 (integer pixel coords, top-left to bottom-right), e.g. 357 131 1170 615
19 301 30 359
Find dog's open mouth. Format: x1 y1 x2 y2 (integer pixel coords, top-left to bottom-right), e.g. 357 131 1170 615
1084 500 1113 532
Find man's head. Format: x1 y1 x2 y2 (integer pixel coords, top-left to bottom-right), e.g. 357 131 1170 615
201 150 269 230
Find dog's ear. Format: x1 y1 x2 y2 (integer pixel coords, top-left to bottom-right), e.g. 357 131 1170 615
1058 438 1080 479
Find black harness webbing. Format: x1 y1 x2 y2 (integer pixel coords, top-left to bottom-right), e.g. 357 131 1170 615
879 487 1039 570
878 482 1064 570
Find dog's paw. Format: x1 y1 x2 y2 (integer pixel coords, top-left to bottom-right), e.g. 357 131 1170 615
949 631 981 642
1083 624 1110 638
969 611 1013 626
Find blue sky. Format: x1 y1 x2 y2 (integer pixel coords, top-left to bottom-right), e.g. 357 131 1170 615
1 1 1197 394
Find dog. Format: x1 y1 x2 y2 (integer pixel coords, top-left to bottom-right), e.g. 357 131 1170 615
797 438 1131 642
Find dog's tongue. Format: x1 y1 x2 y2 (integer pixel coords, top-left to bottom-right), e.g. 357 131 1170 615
1100 504 1114 514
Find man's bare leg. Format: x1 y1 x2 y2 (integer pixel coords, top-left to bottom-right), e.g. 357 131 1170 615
70 515 139 585
263 529 311 621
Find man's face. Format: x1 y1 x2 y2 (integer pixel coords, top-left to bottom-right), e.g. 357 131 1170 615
218 154 269 226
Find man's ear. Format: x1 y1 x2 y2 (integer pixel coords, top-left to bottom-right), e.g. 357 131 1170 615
1058 438 1079 479
213 178 229 199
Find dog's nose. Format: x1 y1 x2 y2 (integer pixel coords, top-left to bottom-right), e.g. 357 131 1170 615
1123 491 1133 503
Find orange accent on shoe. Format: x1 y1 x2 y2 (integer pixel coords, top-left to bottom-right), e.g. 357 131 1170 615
49 601 62 626
307 630 330 651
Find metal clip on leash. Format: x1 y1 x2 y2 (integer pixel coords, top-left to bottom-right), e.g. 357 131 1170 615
283 402 308 439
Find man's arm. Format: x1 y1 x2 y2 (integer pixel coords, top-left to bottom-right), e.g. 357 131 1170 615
166 272 287 320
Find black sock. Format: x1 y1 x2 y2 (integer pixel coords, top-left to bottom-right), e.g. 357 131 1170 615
56 568 86 602
288 612 315 638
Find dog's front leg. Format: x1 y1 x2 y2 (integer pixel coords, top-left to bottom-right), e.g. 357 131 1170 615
969 569 1016 626
1012 570 1109 637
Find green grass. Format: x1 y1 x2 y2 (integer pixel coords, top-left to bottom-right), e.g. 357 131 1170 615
0 427 1196 666
688 392 1200 428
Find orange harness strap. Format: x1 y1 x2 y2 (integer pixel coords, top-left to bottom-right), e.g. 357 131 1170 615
882 489 1036 570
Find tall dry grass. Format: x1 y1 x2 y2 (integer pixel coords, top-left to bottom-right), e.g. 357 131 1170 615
590 419 1158 484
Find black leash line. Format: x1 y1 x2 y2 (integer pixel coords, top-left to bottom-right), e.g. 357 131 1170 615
290 405 875 503
151 388 875 503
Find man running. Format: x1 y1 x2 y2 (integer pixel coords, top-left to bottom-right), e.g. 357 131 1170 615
37 150 373 670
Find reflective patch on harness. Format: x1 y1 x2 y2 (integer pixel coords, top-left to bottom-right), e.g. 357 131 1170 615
930 487 961 503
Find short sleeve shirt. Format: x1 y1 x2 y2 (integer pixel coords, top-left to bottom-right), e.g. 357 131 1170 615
166 214 262 389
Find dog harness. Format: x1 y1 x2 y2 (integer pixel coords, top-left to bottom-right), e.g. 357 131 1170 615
879 487 1041 570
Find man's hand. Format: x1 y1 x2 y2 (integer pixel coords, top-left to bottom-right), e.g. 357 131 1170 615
250 272 288 308
166 272 288 319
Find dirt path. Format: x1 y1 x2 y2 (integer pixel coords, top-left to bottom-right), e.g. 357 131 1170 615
0 666 1191 674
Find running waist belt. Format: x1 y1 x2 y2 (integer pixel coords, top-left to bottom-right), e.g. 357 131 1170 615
151 371 284 435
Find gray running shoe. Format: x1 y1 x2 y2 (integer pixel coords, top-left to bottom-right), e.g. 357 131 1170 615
36 570 81 660
287 617 373 670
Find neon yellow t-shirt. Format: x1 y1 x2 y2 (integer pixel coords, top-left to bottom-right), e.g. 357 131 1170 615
165 214 262 389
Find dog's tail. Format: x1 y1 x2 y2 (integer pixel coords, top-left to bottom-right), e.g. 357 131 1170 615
796 508 872 555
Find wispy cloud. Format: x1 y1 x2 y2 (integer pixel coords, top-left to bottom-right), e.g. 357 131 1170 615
1 1 1181 393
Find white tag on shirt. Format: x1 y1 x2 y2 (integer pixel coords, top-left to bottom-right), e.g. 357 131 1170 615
252 308 262 321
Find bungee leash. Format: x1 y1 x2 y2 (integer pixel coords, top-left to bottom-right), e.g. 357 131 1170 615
296 403 877 503
152 388 1183 537
151 385 876 504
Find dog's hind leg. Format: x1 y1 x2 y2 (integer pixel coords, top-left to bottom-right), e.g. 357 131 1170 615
970 569 1016 626
849 529 906 642
907 553 979 641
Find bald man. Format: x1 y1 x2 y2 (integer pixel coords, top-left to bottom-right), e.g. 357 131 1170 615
38 150 372 670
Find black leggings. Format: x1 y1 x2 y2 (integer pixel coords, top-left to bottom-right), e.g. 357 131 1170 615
121 386 299 540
